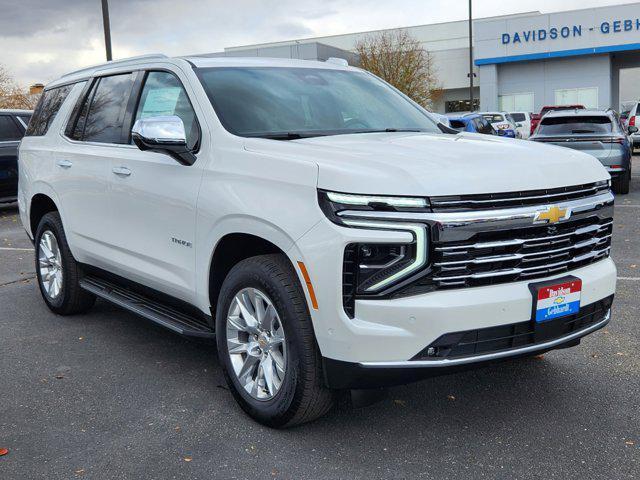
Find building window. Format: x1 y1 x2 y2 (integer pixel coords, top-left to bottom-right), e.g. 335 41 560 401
554 87 598 109
445 99 479 113
499 93 534 113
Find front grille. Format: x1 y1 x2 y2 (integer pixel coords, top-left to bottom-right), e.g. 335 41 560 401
430 182 609 212
427 215 612 290
412 295 612 360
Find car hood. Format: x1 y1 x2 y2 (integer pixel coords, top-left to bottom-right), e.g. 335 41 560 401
243 132 609 196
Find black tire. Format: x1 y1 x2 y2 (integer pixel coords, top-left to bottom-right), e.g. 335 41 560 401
215 254 334 428
613 171 630 195
34 212 96 315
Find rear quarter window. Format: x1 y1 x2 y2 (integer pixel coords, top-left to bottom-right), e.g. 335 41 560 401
26 84 73 136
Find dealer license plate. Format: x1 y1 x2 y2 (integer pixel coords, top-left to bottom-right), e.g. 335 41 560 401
534 279 582 323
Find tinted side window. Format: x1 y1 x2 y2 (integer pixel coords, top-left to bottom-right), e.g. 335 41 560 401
26 85 72 136
134 71 200 150
511 113 526 122
83 73 136 144
68 81 97 140
0 115 23 141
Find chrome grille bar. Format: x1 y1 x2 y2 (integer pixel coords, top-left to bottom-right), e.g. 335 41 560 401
435 220 612 252
432 246 610 282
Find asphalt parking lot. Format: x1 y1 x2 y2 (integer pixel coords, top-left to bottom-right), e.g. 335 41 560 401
1 161 639 480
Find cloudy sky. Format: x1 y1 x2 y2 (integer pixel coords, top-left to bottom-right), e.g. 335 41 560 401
0 0 635 86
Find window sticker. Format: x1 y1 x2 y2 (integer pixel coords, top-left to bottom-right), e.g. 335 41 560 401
140 87 181 117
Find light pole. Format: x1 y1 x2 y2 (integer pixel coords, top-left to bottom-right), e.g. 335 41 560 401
101 0 113 61
468 0 474 110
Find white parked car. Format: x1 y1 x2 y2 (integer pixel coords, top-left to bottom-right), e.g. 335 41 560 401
19 55 616 427
481 111 521 138
509 111 533 139
621 101 640 150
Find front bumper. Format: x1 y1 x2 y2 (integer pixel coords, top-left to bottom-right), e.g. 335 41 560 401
323 298 611 389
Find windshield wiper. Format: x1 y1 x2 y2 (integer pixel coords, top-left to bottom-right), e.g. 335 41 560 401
353 128 426 133
247 132 328 140
571 129 597 134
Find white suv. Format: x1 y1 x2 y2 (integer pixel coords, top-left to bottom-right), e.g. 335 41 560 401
19 54 616 427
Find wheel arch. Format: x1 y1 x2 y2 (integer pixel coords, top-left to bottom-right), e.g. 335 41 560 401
29 193 60 237
208 232 297 317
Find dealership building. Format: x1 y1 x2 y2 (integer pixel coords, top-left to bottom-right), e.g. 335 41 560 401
217 2 640 114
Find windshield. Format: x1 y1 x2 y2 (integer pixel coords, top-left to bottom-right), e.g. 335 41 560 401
196 67 441 138
538 116 614 135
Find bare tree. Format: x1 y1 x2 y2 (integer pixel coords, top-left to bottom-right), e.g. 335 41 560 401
356 30 443 109
0 65 40 109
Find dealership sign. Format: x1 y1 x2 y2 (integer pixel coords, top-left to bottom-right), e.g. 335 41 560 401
501 18 640 45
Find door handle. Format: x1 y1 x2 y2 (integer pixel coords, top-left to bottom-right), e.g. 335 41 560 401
56 159 73 168
112 166 132 177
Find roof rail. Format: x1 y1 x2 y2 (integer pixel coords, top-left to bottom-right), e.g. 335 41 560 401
60 54 169 79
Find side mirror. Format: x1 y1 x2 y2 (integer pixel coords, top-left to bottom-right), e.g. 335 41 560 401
628 125 638 134
131 115 196 166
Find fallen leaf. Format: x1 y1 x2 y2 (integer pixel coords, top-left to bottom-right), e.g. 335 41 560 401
0 448 8 456
625 441 634 446
393 399 406 407
55 374 65 379
74 468 85 474
183 456 192 462
631 264 637 269
447 395 456 401
174 426 181 431
533 354 545 360
616 352 626 356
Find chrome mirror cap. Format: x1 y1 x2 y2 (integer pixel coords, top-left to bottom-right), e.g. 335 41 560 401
131 115 195 166
132 115 187 145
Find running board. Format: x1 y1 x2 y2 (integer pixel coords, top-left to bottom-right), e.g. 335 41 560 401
79 276 215 339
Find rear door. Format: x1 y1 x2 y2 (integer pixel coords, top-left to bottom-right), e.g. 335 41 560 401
0 114 23 201
106 69 206 302
56 72 138 266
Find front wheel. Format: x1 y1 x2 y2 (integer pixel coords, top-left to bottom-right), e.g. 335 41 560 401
215 254 334 427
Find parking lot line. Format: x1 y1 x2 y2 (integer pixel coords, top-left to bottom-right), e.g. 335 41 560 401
617 276 640 281
0 247 33 251
615 204 640 208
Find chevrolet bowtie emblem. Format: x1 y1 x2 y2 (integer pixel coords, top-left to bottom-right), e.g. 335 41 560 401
534 205 569 224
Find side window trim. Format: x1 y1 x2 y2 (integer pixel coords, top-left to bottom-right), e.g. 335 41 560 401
64 78 97 139
129 69 202 153
121 70 146 144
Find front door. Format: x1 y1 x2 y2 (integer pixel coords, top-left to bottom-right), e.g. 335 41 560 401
107 70 205 302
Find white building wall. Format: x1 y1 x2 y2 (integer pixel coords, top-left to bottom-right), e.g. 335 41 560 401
495 55 612 111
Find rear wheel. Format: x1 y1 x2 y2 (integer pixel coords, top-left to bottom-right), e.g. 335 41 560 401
35 212 96 315
613 171 630 195
215 254 334 427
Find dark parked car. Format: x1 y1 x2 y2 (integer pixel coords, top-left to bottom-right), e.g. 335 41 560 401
0 109 32 203
448 113 496 135
530 109 635 194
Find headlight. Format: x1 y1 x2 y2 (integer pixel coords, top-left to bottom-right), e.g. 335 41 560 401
318 190 429 225
318 190 430 316
342 219 427 293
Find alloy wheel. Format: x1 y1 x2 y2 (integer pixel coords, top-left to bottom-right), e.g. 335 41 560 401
226 288 287 400
38 230 63 300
